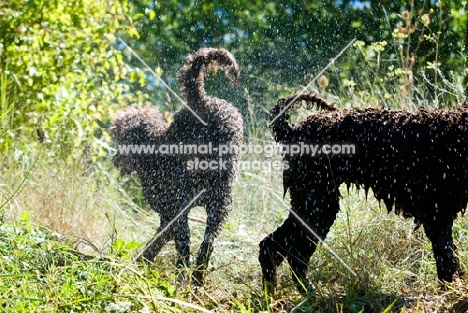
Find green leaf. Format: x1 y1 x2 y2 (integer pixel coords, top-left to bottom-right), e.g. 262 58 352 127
148 9 156 20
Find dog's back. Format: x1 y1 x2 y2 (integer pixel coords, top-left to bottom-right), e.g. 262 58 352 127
271 94 468 221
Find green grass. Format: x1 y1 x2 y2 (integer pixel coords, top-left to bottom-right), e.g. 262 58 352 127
1 139 467 312
0 212 186 312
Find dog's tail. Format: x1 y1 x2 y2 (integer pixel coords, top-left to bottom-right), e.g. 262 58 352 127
180 47 239 103
270 93 337 142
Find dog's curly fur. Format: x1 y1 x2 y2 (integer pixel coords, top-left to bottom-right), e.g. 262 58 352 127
259 93 467 294
111 48 243 285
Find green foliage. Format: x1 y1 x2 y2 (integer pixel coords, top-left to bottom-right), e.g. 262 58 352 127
0 215 181 312
2 1 466 155
124 0 467 129
111 238 140 259
342 2 468 109
0 0 146 157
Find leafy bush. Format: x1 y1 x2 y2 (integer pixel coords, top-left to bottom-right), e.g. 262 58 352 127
0 0 146 158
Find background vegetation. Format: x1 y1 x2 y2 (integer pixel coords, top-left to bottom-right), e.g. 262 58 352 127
1 0 467 312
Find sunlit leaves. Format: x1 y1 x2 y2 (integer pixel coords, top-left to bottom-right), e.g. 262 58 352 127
0 0 146 157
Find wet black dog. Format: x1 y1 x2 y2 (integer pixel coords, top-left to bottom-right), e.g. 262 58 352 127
259 93 467 294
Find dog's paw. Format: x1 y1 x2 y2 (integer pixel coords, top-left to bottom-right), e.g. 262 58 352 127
192 270 205 286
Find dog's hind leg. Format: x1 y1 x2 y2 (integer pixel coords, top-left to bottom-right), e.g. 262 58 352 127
193 191 231 286
174 211 191 269
140 215 178 262
423 215 460 283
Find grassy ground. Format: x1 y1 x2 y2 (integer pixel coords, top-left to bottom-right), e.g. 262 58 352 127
1 129 467 312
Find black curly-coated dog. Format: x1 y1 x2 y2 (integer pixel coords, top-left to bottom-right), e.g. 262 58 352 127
111 48 243 285
259 93 467 294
